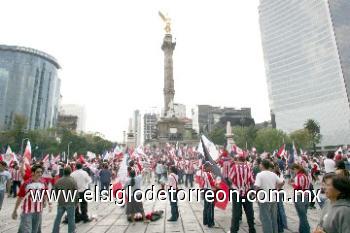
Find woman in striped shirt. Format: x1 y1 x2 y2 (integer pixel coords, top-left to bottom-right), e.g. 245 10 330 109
292 163 311 233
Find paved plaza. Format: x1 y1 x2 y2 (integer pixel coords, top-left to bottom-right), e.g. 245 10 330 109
0 182 321 233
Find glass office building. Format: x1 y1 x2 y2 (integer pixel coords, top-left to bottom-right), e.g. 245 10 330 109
0 45 61 130
259 0 350 147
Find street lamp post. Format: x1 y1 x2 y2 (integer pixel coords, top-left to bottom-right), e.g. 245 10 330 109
123 131 126 145
240 117 247 149
67 142 72 161
21 138 29 155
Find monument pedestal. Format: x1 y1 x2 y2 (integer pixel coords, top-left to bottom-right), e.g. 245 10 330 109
127 133 136 148
157 117 186 147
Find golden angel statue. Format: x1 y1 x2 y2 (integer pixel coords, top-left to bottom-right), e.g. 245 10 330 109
158 11 172 34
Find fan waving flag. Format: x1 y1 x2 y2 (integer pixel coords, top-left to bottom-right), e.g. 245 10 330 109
200 136 221 177
200 135 229 210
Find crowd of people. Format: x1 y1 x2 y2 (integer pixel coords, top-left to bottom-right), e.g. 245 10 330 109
0 143 350 233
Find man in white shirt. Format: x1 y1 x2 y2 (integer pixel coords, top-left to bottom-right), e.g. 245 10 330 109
324 152 336 174
0 161 11 211
167 166 179 221
254 160 284 233
71 163 92 223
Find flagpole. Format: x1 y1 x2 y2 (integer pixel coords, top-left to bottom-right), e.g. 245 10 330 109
67 142 72 162
21 138 29 155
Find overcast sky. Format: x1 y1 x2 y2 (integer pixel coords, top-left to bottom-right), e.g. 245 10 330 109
1 0 270 142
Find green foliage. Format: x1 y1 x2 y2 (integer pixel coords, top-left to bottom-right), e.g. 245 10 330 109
0 116 114 157
208 127 226 145
304 119 322 152
209 126 289 153
290 129 313 150
232 126 257 149
254 128 290 153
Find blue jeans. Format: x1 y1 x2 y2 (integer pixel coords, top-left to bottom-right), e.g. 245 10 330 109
203 198 214 227
294 195 310 233
277 199 288 232
258 202 278 233
185 174 194 187
52 205 75 233
0 190 5 210
18 212 42 233
168 192 179 220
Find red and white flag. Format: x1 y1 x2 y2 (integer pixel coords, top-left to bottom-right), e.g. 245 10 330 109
42 154 49 163
53 154 60 163
2 146 17 166
22 141 32 181
231 144 244 157
276 144 286 158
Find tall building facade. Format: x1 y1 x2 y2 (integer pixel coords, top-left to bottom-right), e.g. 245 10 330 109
59 104 86 132
191 105 254 134
0 45 61 130
144 113 158 142
259 0 350 147
133 110 142 146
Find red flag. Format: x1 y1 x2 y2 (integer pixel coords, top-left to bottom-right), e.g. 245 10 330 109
214 177 229 210
276 144 285 158
77 155 86 164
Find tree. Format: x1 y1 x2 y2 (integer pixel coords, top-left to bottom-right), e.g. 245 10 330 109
0 114 28 152
208 127 226 145
0 126 115 157
304 119 321 153
232 126 257 149
254 128 289 153
289 129 313 150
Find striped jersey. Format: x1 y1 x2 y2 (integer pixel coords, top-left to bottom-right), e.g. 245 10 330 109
18 179 47 214
219 158 233 178
293 172 310 191
229 162 254 196
185 161 195 174
10 168 22 181
203 171 215 190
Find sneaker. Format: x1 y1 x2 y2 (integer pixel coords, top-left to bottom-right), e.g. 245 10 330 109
83 219 92 223
167 218 177 222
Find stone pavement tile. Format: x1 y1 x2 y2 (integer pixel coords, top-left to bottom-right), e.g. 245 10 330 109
1 228 18 233
75 222 98 233
87 225 111 232
202 228 225 233
113 217 129 226
106 225 129 233
125 222 149 233
96 213 122 226
147 222 166 233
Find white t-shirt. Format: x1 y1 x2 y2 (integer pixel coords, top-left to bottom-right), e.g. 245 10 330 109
0 171 11 191
71 169 92 192
254 170 283 202
324 159 336 173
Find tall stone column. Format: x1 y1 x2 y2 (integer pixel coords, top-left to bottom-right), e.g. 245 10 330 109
226 121 234 146
162 34 176 117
